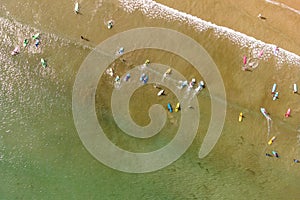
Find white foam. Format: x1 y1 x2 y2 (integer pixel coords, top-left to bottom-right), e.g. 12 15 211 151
119 0 300 66
265 0 300 15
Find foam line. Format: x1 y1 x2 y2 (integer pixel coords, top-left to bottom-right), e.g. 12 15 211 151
265 0 300 15
119 0 300 66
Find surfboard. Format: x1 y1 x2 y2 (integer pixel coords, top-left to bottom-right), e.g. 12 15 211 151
260 108 271 120
243 56 247 65
32 33 40 40
165 68 172 75
271 83 277 94
107 20 113 29
157 90 164 96
285 108 291 118
23 39 29 47
167 103 173 113
41 58 47 68
11 46 20 55
238 112 243 122
175 103 180 112
74 2 79 13
268 136 276 145
272 92 278 101
293 83 298 93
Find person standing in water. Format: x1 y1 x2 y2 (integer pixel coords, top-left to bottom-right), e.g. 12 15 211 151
257 13 266 20
80 36 89 41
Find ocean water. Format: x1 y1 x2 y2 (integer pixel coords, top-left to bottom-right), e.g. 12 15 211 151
1 0 300 199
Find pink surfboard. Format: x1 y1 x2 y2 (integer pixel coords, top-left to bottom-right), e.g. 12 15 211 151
258 50 264 58
243 56 247 65
285 108 291 118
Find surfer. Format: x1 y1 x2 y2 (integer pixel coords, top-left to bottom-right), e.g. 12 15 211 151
272 92 279 101
80 36 89 41
285 108 291 118
274 46 279 55
23 39 29 47
107 20 114 29
11 46 20 56
41 58 47 68
35 39 40 48
118 47 124 55
154 84 161 89
74 2 79 14
272 151 279 158
293 83 298 94
124 73 130 82
257 13 266 20
242 66 251 72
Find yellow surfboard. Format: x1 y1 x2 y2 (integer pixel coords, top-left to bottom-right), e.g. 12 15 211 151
175 103 180 112
239 112 243 122
165 68 172 75
268 136 276 145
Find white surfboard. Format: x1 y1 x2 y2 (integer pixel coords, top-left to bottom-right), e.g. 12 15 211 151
74 2 79 14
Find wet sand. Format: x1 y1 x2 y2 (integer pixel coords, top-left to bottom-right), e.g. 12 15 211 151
157 0 300 56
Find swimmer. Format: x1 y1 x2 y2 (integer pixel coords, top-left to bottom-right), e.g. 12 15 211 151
257 14 266 20
80 36 89 41
272 151 279 158
107 20 114 29
35 39 40 48
154 84 161 89
274 46 279 55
